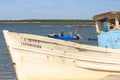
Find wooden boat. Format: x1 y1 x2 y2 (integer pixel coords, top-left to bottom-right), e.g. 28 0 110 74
3 11 120 80
3 30 120 80
93 11 120 49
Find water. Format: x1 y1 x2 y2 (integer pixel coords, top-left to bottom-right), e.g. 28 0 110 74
0 23 97 79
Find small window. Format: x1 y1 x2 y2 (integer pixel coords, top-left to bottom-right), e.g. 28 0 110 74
119 18 120 25
109 19 115 29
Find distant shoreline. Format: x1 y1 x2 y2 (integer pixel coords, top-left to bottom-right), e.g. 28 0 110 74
0 21 94 24
0 19 94 23
0 19 95 27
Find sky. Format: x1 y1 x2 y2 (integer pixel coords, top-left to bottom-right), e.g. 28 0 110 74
0 0 120 20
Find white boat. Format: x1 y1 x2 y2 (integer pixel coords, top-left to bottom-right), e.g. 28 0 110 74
3 30 120 80
3 11 120 80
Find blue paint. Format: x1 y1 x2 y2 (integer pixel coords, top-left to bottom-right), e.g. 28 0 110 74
48 35 77 40
103 18 109 32
98 30 120 49
103 26 109 32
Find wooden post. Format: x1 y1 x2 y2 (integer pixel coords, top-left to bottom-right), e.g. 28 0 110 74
115 17 119 29
95 21 100 34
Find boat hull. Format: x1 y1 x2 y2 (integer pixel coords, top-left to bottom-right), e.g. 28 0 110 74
3 30 120 80
11 48 120 80
98 30 120 49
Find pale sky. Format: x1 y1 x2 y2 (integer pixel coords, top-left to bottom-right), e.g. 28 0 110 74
0 0 120 20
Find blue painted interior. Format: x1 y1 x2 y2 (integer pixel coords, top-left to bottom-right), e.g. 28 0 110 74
103 18 109 32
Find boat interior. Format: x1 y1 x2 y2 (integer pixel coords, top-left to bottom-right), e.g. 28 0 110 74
93 11 120 34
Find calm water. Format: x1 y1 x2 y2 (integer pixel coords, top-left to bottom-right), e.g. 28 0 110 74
0 23 97 79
